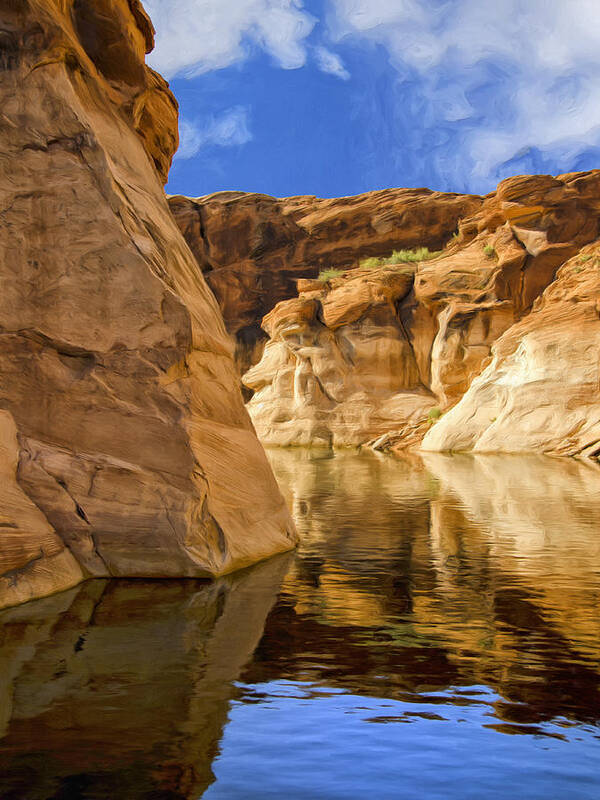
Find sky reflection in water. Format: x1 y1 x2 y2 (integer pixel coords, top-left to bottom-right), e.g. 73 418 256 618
1 450 599 799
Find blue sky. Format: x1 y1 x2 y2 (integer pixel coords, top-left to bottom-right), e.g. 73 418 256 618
144 0 600 199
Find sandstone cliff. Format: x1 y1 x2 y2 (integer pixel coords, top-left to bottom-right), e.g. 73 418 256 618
244 171 600 455
422 240 600 457
169 189 482 373
0 0 295 610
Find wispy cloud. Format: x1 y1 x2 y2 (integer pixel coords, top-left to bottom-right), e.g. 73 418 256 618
176 107 252 159
328 0 600 188
314 46 350 80
144 0 316 77
146 0 600 194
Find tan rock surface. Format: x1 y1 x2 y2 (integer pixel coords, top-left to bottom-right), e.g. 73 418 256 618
0 411 84 609
422 243 600 457
245 170 600 451
0 0 295 609
244 266 435 446
169 188 482 372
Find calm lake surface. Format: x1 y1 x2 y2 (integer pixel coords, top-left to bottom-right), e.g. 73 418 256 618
1 450 599 799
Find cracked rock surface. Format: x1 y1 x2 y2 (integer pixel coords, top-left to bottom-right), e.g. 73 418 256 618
0 0 296 609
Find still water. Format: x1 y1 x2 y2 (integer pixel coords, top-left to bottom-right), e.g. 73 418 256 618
0 450 599 799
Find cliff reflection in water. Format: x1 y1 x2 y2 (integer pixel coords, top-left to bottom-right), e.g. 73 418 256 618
0 557 290 799
1 450 600 798
263 450 600 727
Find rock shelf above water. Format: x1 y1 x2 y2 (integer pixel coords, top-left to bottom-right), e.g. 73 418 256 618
239 172 600 455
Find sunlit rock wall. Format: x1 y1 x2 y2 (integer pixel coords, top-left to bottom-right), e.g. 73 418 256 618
169 188 483 374
244 171 600 454
0 0 296 609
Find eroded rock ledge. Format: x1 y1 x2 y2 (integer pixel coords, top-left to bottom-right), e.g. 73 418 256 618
169 189 482 374
0 0 296 609
242 171 600 457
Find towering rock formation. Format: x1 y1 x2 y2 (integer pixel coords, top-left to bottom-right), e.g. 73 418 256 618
0 0 295 610
244 171 600 455
169 189 482 373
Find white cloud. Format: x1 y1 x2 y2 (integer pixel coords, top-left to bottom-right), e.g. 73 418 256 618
144 0 316 77
314 46 350 80
328 0 600 185
176 107 252 159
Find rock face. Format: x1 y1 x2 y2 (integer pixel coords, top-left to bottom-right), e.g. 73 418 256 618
245 171 600 454
0 0 295 610
422 242 600 457
169 189 483 373
244 267 435 446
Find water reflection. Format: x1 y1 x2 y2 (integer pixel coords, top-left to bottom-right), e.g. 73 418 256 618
1 451 599 798
0 557 289 799
261 450 600 726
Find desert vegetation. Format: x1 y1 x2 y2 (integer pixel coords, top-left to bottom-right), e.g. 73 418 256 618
318 268 345 281
360 247 441 269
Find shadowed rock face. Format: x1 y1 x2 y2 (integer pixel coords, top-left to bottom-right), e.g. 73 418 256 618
169 189 483 374
0 0 296 610
243 171 600 453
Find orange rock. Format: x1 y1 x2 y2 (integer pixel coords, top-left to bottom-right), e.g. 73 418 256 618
169 188 482 372
0 0 295 609
244 265 433 447
423 244 600 457
245 170 600 452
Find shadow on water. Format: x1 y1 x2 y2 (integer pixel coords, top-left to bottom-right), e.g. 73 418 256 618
0 555 291 799
1 450 600 798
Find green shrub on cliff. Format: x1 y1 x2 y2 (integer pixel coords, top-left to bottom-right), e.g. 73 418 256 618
391 247 441 263
319 268 344 282
360 247 441 270
360 256 382 269
427 407 442 423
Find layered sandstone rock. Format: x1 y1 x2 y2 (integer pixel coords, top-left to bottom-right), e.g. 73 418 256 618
422 242 600 457
169 189 482 372
244 267 435 446
245 171 600 452
0 0 295 609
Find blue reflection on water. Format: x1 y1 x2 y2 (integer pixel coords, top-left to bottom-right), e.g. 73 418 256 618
206 680 599 800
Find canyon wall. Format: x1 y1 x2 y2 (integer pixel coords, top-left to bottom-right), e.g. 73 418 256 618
243 172 600 455
169 189 482 373
0 0 295 610
421 239 600 457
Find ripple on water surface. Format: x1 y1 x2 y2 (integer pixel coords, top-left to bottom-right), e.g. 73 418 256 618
0 450 599 799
